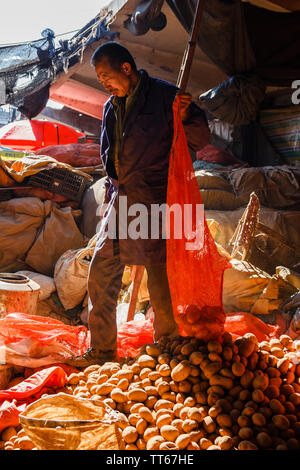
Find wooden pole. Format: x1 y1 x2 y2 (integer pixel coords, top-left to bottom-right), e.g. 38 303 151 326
127 266 145 322
176 0 206 92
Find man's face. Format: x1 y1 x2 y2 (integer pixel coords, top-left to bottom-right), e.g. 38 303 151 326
95 57 132 97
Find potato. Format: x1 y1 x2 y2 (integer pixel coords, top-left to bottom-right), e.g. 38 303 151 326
178 380 192 394
101 363 119 376
125 444 138 450
162 391 176 402
136 438 146 450
272 414 290 430
209 375 233 390
138 355 157 369
122 426 138 444
144 426 159 442
181 342 196 356
238 338 255 358
160 442 178 450
136 418 148 436
146 435 165 450
238 440 258 450
200 438 214 450
128 389 148 402
173 403 184 417
232 362 245 377
147 371 159 382
171 361 191 382
182 419 198 433
203 361 221 379
252 374 269 391
145 396 157 409
202 416 216 434
251 412 266 427
215 436 233 450
18 436 35 450
290 393 300 406
157 381 170 396
154 399 174 411
1 427 17 441
156 408 174 420
146 344 162 357
139 406 154 423
171 419 184 432
68 373 81 385
110 388 127 403
238 427 253 440
208 352 222 363
269 398 285 415
175 434 190 450
160 425 180 442
188 407 205 422
189 351 205 366
271 347 284 359
93 383 114 395
216 414 232 428
287 438 299 450
157 414 173 429
207 340 222 354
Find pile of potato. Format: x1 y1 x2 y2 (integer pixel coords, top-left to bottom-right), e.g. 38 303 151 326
0 427 36 450
62 332 300 450
1 332 300 450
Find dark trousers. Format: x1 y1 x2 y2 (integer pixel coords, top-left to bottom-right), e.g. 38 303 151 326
87 241 178 353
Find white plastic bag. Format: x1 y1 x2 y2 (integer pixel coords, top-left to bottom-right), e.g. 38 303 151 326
54 235 97 310
16 271 56 301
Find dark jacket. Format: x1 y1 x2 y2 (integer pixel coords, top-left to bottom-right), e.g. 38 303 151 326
95 70 210 265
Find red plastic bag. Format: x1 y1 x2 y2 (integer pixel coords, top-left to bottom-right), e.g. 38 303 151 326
117 319 154 358
0 366 67 402
0 366 67 432
0 313 90 367
0 401 26 433
224 312 279 342
166 97 231 342
24 363 79 379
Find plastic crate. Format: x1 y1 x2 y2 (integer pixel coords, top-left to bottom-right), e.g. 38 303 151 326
28 167 90 202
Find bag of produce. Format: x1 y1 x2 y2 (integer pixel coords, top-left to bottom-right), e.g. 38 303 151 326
166 96 231 341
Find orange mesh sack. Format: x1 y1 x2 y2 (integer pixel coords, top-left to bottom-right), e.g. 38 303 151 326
166 96 231 342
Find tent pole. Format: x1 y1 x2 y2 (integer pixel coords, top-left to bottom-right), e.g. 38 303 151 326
176 0 206 92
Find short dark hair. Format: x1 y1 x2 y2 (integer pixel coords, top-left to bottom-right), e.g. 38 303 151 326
91 42 137 71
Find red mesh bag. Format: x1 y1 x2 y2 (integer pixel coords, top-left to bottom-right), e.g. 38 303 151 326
166 97 231 342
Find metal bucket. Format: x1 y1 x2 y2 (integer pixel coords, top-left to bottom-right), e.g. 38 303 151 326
0 273 40 318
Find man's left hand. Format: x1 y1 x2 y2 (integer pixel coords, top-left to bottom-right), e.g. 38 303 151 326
178 92 192 122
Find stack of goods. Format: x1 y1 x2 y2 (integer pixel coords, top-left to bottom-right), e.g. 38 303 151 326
3 331 298 451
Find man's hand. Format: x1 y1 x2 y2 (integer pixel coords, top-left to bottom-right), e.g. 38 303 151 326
178 92 192 122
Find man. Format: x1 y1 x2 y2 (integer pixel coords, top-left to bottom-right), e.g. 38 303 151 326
68 42 210 367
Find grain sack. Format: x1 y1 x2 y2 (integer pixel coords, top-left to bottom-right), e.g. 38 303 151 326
54 235 97 310
19 393 123 450
25 206 86 276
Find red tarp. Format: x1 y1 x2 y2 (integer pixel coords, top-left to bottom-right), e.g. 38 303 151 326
0 120 85 152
